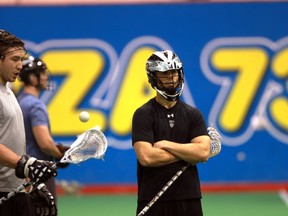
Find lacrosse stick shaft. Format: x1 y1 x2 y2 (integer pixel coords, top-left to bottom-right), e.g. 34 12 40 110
137 164 190 216
0 181 33 204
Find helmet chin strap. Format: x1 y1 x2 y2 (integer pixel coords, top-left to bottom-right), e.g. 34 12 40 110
156 88 174 101
154 77 184 101
154 83 184 102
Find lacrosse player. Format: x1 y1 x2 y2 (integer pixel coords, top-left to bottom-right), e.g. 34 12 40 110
132 50 210 216
17 55 69 202
0 29 57 216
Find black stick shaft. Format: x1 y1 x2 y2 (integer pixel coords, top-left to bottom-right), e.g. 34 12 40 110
0 181 34 204
137 164 190 216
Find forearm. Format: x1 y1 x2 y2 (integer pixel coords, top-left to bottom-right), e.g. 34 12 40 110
40 144 62 159
163 143 208 163
33 126 63 159
146 148 179 167
0 144 21 168
154 137 210 164
134 142 179 167
36 135 63 159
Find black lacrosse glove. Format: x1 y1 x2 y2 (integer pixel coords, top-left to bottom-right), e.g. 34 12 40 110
15 154 57 183
29 183 57 216
56 161 69 168
55 143 70 168
56 143 70 154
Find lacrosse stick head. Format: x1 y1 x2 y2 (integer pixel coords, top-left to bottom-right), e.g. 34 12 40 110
207 126 222 157
60 127 108 164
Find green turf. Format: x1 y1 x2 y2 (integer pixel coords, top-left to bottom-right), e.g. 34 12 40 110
58 192 288 216
58 194 137 215
202 192 288 216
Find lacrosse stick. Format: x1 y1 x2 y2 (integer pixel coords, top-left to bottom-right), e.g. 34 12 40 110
0 126 108 205
137 126 221 216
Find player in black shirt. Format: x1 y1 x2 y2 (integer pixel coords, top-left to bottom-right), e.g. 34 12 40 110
132 50 211 216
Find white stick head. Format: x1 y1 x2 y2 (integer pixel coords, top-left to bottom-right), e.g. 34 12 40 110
60 127 108 164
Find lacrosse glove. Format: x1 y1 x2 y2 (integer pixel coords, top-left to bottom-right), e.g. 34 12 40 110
55 143 70 168
29 183 57 216
56 143 70 154
15 154 57 183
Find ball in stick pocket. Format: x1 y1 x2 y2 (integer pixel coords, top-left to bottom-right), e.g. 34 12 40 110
79 111 90 122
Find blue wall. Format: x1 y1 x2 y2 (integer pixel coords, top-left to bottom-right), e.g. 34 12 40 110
1 2 288 184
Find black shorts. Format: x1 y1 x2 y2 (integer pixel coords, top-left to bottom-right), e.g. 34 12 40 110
137 198 203 216
0 192 35 216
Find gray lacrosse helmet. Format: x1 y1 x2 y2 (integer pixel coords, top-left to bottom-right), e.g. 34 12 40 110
146 50 184 101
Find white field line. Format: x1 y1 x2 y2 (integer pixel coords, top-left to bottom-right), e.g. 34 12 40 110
279 189 288 207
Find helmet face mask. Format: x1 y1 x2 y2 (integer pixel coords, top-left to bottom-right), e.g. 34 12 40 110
146 50 184 101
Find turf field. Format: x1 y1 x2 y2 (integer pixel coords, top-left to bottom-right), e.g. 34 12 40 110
58 191 288 216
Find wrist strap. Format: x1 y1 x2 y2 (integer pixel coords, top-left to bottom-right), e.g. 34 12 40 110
15 155 30 178
24 157 37 177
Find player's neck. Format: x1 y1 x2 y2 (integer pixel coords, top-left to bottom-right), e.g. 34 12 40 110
0 77 7 86
155 94 177 109
23 85 40 98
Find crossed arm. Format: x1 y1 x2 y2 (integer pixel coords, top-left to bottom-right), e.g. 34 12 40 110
133 135 210 167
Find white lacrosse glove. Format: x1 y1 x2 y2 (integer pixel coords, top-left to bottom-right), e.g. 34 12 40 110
15 154 57 183
29 183 57 216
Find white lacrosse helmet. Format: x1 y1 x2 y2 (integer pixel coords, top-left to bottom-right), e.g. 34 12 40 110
146 50 184 101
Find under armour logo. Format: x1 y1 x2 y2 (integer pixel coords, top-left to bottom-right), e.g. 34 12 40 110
167 114 174 118
169 120 174 128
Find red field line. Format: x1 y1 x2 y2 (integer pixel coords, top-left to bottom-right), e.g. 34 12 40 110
201 182 288 193
57 182 288 195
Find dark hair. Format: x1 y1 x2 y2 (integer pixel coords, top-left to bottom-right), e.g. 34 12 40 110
0 29 25 59
19 56 48 84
